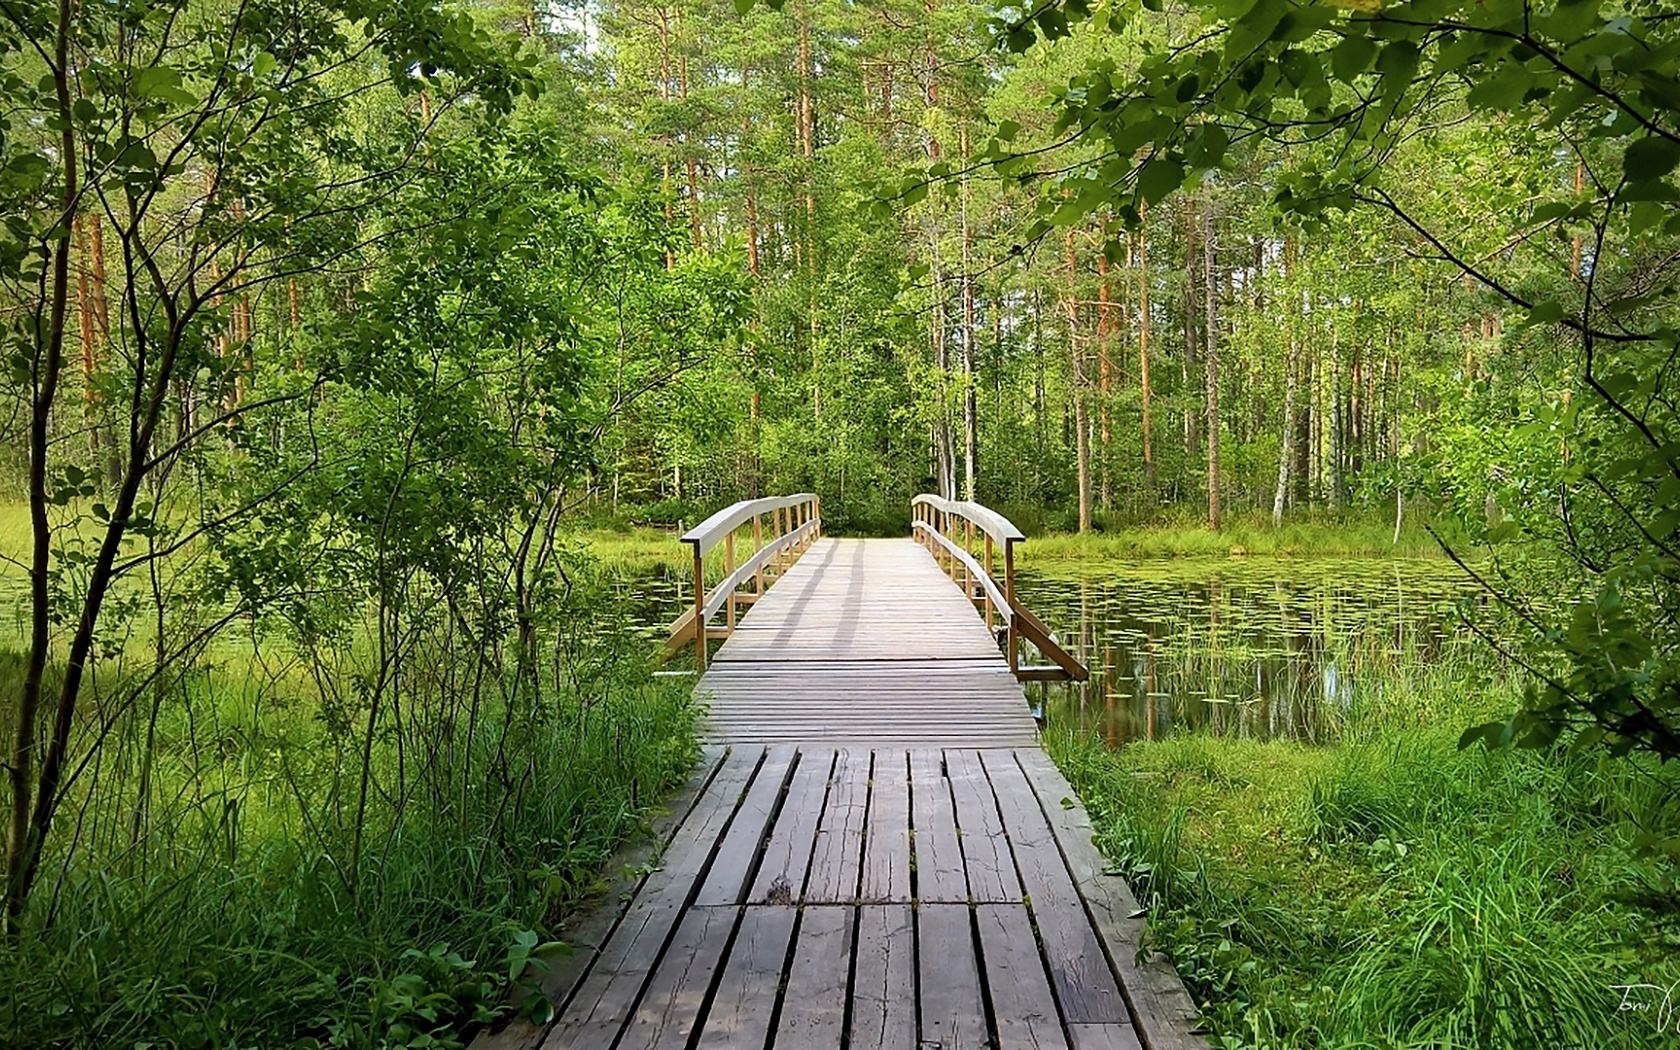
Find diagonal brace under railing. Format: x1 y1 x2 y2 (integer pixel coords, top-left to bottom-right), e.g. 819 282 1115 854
911 494 1089 683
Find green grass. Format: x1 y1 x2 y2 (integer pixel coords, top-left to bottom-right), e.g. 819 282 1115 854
0 658 698 1049
1047 671 1680 1049
0 511 704 1048
1020 513 1474 562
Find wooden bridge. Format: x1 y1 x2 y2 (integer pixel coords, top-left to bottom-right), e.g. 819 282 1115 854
475 495 1208 1050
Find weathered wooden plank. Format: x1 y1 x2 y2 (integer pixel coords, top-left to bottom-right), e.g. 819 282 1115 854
917 902 988 1050
909 750 967 903
749 749 834 904
947 749 1022 903
861 750 911 903
695 538 1037 746
974 903 1069 1050
1015 750 1211 1050
805 749 867 903
1066 1024 1145 1050
773 906 853 1050
541 747 763 1050
851 904 915 1050
695 905 798 1050
471 747 728 1050
980 750 1130 1025
694 745 797 906
618 905 739 1050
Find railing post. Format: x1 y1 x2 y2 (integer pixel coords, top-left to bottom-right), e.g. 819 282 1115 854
983 533 994 628
964 518 975 606
690 540 707 671
725 529 737 631
753 512 764 598
814 495 822 539
774 506 786 575
1005 537 1018 674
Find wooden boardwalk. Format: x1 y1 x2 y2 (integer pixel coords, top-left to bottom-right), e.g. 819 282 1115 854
698 538 1039 747
476 523 1207 1050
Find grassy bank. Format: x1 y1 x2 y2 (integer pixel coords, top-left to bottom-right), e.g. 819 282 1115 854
1046 673 1680 1049
1018 513 1476 562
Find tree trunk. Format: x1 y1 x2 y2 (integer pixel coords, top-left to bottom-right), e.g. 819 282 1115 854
677 9 702 251
1137 204 1153 497
960 129 977 499
1271 344 1299 528
659 10 675 269
75 214 99 464
932 254 955 500
1182 195 1199 464
1202 184 1221 532
1096 251 1113 509
8 0 78 922
1067 229 1092 532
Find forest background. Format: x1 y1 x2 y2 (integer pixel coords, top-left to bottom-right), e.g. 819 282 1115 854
1 0 1677 1044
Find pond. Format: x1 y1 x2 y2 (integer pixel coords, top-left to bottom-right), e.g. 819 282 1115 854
1013 559 1485 745
614 553 1487 747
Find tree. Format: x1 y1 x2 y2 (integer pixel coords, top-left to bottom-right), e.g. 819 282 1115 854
989 0 1680 758
0 0 537 921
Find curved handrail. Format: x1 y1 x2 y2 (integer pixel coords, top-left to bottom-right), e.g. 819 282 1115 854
668 493 822 669
910 494 1024 547
911 495 1088 683
683 493 818 554
919 525 1009 615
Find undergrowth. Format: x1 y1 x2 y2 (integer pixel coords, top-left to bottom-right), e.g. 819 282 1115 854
0 670 698 1049
1047 677 1680 1050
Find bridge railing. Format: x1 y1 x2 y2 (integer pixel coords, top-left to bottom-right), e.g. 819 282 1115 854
910 495 1089 682
665 493 821 669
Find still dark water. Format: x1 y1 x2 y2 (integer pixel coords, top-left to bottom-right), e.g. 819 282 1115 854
1014 560 1482 745
613 557 1482 746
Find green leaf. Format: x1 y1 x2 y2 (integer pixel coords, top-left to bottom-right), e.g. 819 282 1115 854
1330 34 1375 83
1466 64 1532 112
1619 178 1680 204
132 66 182 98
733 0 756 13
1639 70 1680 113
1458 720 1506 751
995 119 1021 143
1049 196 1087 226
1137 158 1185 205
1623 135 1680 181
1374 41 1419 86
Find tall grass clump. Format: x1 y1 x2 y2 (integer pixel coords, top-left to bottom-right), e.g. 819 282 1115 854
0 658 696 1050
0 491 702 1050
1047 669 1680 1050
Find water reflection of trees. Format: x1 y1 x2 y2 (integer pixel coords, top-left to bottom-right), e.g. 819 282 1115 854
1029 565 1480 746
